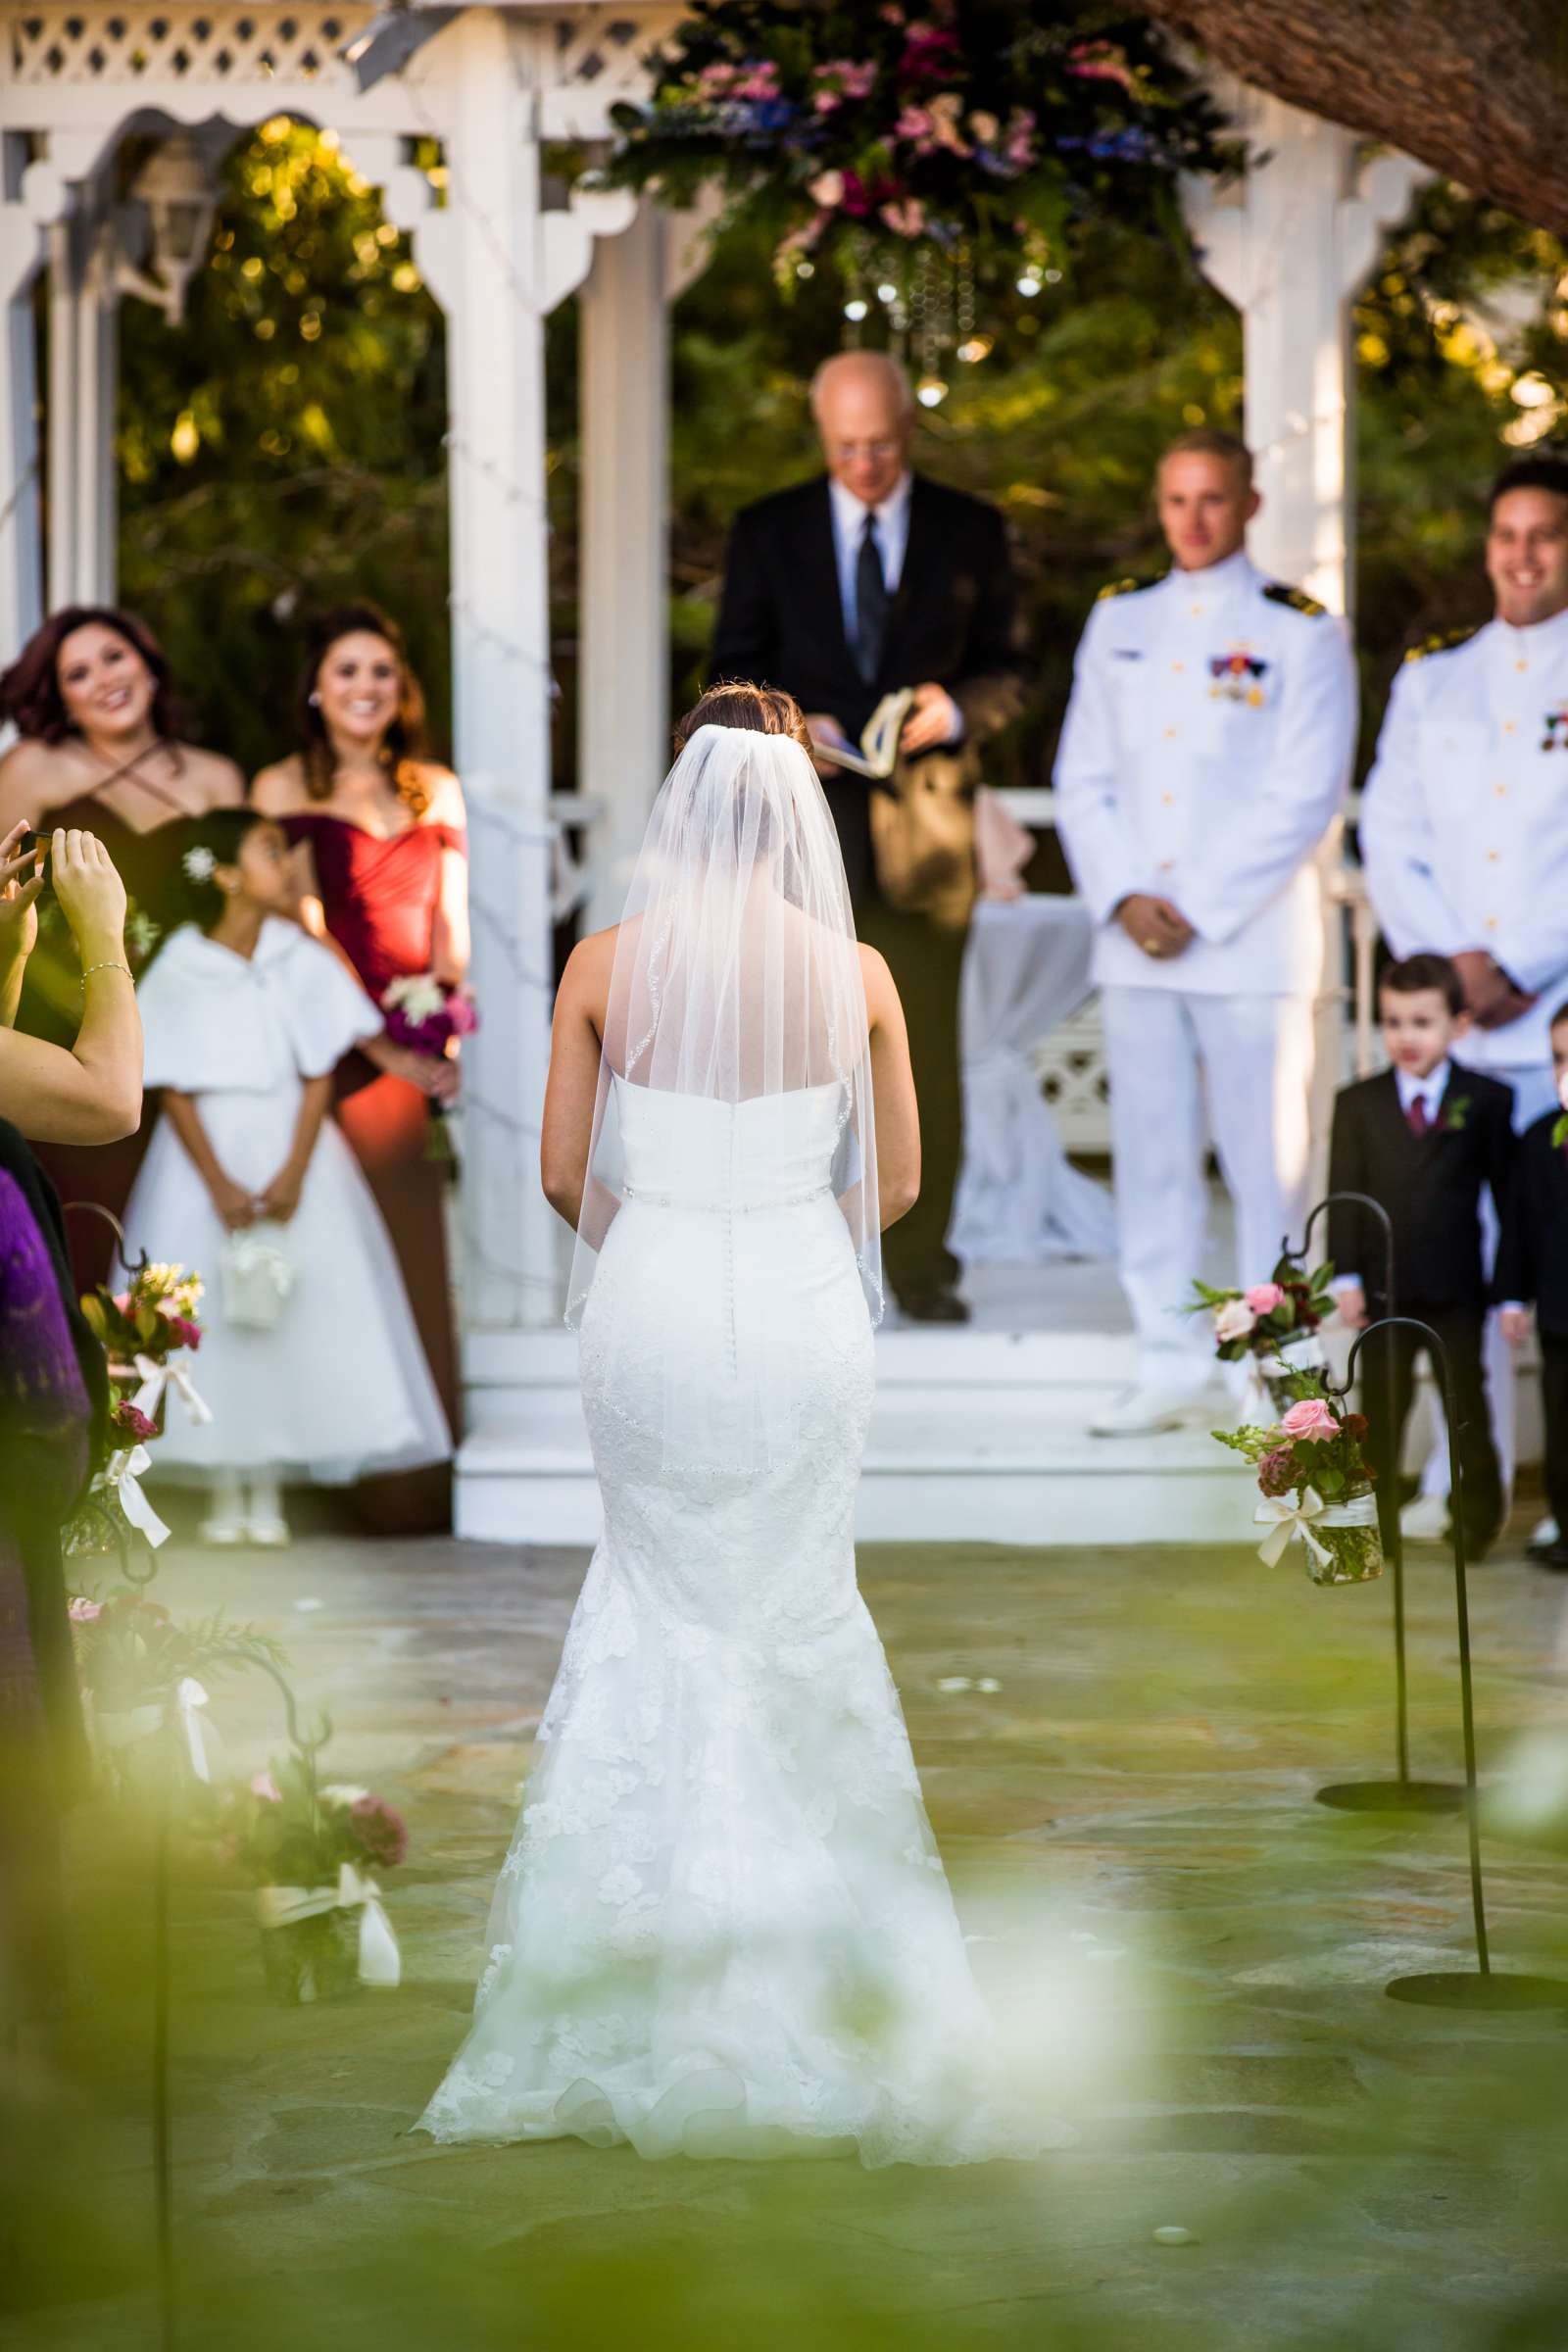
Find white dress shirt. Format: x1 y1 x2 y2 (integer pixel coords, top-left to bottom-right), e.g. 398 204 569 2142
825 469 963 747
1361 605 1568 1075
1054 549 1357 996
828 471 910 643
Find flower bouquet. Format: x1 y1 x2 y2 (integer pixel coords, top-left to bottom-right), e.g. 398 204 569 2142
379 971 478 1060
598 0 1234 300
1215 1396 1384 1588
69 1258 210 1557
1191 1255 1337 1413
219 1753 407 2005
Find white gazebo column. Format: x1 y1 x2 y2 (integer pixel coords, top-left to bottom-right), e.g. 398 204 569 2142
1183 87 1427 611
1183 89 1427 1189
578 197 668 932
46 207 120 608
0 161 50 657
392 11 561 1362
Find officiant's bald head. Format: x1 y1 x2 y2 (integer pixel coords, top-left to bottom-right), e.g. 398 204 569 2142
811 352 913 508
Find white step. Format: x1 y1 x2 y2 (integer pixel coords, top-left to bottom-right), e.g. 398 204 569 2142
454 1352 1251 1548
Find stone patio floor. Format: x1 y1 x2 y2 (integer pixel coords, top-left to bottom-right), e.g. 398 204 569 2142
8 1518 1568 2352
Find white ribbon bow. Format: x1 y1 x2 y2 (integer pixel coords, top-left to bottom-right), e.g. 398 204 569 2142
93 1674 211 1779
128 1350 213 1429
108 1442 171 1548
256 1863 401 1987
1254 1486 1333 1571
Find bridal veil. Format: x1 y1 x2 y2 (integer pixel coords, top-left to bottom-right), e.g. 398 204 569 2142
564 721 883 1474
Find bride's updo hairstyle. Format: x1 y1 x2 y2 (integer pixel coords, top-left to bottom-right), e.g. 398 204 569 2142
672 680 812 757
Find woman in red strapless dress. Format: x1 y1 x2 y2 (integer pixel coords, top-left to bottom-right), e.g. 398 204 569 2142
253 604 468 1534
0 608 244 1286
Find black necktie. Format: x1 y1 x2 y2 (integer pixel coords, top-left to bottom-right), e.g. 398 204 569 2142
855 513 889 685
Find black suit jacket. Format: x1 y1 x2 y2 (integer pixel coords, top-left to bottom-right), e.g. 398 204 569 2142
1494 1108 1568 1335
1327 1065 1516 1313
710 472 1022 904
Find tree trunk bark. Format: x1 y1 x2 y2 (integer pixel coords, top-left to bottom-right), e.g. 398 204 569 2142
1143 0 1568 235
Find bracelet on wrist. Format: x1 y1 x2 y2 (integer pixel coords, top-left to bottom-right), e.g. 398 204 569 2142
79 958 134 990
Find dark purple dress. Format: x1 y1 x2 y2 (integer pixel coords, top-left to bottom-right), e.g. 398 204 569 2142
0 1132 103 2008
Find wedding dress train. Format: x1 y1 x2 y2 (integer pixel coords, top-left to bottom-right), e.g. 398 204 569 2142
416 1079 1053 2166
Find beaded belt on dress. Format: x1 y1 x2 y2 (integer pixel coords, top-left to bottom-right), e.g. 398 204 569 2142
621 1182 833 1214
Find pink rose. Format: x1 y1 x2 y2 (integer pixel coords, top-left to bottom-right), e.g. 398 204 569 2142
1213 1298 1256 1344
808 170 845 208
1280 1397 1340 1441
68 1596 103 1624
112 1292 133 1316
250 1771 281 1802
1245 1283 1286 1314
114 1400 159 1442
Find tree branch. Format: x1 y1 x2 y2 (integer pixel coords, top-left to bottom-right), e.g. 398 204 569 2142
1141 0 1568 234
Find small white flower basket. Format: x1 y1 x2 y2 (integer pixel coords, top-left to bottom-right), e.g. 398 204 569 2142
221 1226 296 1333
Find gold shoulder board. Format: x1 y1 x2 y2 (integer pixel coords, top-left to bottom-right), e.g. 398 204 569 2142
1402 623 1481 665
1261 581 1328 618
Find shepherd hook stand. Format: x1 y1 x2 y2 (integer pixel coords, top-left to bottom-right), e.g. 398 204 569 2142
1280 1195 1462 1815
1334 1319 1568 2010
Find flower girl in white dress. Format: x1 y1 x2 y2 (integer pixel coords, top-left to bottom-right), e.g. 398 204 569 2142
122 809 450 1544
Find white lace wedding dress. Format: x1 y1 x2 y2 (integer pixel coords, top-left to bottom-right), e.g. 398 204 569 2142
416 1078 1052 2167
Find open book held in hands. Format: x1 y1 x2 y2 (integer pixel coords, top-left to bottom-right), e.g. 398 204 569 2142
815 689 916 780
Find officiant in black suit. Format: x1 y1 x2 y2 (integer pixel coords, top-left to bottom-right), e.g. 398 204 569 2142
710 350 1023 1322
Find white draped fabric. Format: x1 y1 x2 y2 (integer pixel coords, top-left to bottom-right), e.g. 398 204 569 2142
951 897 1116 1268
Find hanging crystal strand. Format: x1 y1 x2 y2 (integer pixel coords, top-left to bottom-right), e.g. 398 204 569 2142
883 246 910 363
841 234 869 342
915 248 949 407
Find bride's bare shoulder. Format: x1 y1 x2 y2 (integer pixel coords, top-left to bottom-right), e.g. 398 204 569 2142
559 919 629 1017
857 940 896 1012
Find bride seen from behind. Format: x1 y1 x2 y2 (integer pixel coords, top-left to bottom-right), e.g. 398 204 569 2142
415 682 1058 2166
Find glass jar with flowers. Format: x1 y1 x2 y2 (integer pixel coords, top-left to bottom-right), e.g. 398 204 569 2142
218 1755 408 2005
1191 1256 1337 1414
1215 1395 1384 1587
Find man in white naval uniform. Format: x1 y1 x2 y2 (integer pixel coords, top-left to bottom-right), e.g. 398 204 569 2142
1361 450 1568 1545
1361 451 1568 1129
1055 429 1357 1435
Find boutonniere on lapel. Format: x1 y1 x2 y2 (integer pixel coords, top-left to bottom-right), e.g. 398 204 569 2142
1541 707 1568 752
1440 1096 1472 1133
1208 646 1269 707
1552 1112 1568 1151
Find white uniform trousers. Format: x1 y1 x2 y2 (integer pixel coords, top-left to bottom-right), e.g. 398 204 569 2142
1102 986 1316 1388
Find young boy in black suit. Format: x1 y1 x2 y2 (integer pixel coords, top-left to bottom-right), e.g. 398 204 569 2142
1497 1000 1568 1571
1328 953 1517 1558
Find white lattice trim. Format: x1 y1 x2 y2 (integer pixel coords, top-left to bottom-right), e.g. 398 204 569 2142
4 3 375 86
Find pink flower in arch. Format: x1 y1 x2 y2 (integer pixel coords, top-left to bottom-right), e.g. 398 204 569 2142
1245 1283 1286 1314
68 1596 103 1624
880 197 927 239
1280 1396 1340 1442
250 1770 281 1802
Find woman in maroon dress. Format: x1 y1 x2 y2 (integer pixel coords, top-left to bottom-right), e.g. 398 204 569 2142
0 608 243 1283
253 605 467 1532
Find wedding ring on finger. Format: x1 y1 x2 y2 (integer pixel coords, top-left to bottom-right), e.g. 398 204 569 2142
1142 936 1161 955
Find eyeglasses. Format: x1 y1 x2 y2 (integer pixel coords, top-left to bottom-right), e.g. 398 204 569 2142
828 438 905 464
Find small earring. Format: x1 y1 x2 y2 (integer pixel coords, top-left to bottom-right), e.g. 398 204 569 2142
309 692 321 707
